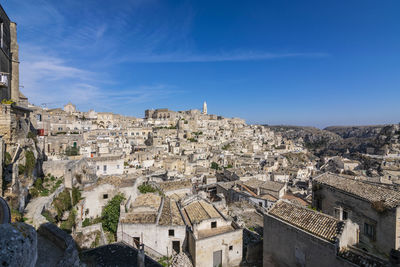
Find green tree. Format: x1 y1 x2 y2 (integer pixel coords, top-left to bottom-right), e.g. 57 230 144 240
138 184 157 194
65 146 79 156
53 189 72 217
211 162 219 170
4 152 12 165
72 187 81 206
102 194 125 234
61 208 76 233
25 150 36 175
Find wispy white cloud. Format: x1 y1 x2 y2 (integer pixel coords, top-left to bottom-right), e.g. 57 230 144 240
19 44 178 111
118 51 329 63
7 0 328 115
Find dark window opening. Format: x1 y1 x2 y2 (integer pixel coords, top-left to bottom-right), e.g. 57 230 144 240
211 221 217 228
316 198 322 211
229 245 233 251
169 229 174 237
343 210 348 220
364 223 376 240
133 237 140 247
172 241 180 254
103 194 108 199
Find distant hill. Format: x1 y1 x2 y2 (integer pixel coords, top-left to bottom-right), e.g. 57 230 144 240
324 125 386 139
267 124 400 157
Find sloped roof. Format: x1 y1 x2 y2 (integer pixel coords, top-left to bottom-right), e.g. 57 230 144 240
268 200 343 243
314 172 400 208
158 198 185 226
243 179 285 192
159 179 192 192
182 200 221 225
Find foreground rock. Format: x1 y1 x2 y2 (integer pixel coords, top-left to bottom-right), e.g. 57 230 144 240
0 222 38 267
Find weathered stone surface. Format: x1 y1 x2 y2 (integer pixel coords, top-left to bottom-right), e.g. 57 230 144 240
37 223 81 267
0 222 38 267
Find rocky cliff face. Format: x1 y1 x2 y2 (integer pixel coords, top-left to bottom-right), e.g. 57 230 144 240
324 124 400 155
268 124 400 176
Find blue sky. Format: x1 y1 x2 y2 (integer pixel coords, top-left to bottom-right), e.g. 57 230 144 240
3 0 400 127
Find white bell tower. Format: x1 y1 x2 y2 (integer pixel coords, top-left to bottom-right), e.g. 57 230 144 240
202 101 207 114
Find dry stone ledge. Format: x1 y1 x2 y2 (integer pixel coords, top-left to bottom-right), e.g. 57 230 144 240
0 222 38 267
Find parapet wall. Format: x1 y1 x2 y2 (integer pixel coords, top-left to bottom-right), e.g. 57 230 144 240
37 223 80 266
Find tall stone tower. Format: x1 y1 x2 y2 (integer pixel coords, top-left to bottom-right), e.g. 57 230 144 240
202 101 207 115
10 22 20 103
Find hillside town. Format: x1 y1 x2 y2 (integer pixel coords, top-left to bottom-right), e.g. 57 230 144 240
1 3 400 267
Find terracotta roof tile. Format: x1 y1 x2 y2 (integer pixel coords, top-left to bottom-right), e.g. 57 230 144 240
183 200 221 225
314 173 400 208
268 200 342 242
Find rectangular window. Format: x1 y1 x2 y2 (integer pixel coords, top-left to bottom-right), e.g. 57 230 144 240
103 165 107 171
229 245 233 251
343 210 348 220
211 221 217 228
103 194 108 199
316 198 322 211
169 229 174 237
364 223 376 240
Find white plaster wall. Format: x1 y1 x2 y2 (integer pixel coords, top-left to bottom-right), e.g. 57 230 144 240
82 184 116 218
194 229 243 267
117 223 186 256
95 159 124 176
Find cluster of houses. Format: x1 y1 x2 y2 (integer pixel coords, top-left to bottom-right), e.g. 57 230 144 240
2 3 400 265
22 101 400 266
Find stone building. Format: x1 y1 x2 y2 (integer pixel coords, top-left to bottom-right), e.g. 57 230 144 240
79 176 137 219
0 6 22 103
313 172 400 256
0 5 30 146
118 193 186 256
202 101 207 115
145 108 177 121
264 200 360 267
63 102 76 114
0 5 12 101
97 112 115 129
88 155 124 176
181 197 243 267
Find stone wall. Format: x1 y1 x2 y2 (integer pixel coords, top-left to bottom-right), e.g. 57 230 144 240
263 214 354 267
193 228 243 267
10 22 20 103
0 104 30 145
43 160 70 178
37 223 80 266
313 182 398 255
117 223 186 256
